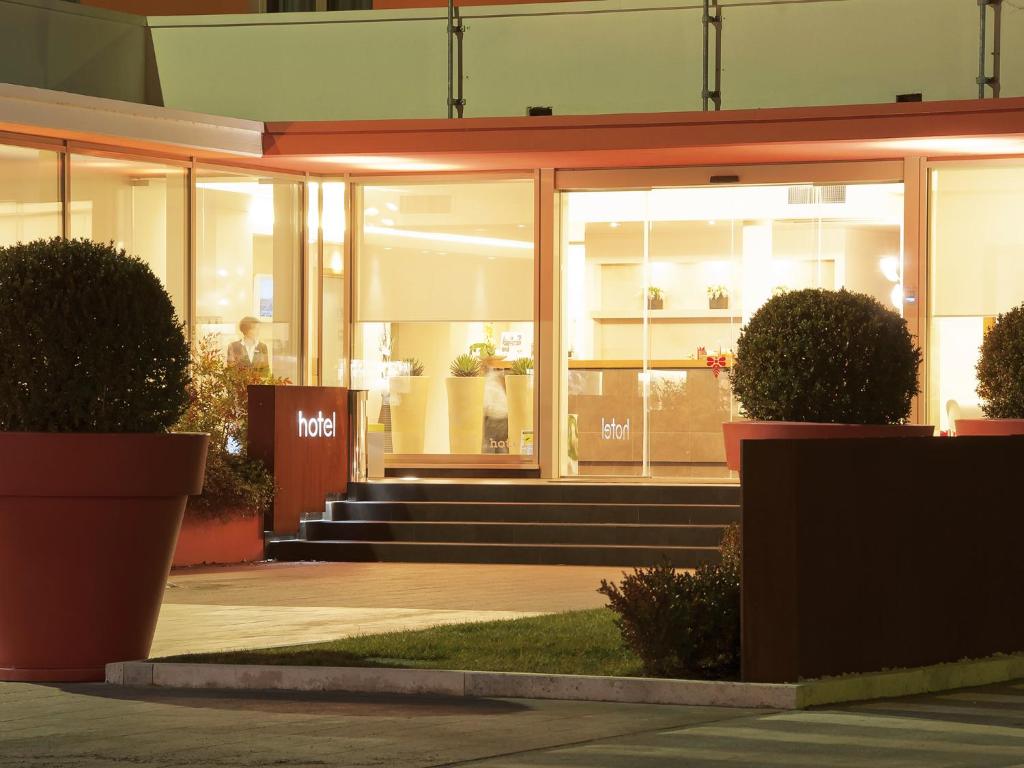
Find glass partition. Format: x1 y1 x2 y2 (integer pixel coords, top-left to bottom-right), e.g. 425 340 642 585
561 182 904 478
195 168 302 383
70 154 188 324
0 143 62 247
929 163 1024 433
353 179 535 459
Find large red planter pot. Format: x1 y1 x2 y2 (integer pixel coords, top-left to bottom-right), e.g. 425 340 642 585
173 511 264 567
955 418 1024 436
722 421 935 471
0 432 208 682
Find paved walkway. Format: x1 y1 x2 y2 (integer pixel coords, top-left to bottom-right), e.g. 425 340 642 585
2 679 1023 766
154 562 623 657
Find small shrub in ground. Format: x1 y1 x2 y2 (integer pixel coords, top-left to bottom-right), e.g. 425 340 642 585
598 523 741 680
729 288 921 424
976 303 1024 418
0 238 188 432
175 334 284 520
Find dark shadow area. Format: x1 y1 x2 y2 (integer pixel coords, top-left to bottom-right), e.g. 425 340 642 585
41 683 530 718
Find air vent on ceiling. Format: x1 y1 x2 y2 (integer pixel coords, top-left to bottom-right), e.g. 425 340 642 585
399 195 453 215
788 184 847 205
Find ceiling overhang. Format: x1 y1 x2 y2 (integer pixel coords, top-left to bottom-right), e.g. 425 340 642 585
261 98 1024 174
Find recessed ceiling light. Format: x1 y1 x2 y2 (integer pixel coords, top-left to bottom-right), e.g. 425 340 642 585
385 202 399 212
381 218 395 227
364 207 380 217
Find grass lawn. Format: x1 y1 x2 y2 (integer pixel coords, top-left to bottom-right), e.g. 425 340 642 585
157 608 646 677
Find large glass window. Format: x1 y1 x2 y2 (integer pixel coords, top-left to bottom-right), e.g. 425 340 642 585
353 179 535 459
929 164 1024 433
70 154 188 324
561 181 905 479
0 143 62 247
195 168 303 383
320 181 346 387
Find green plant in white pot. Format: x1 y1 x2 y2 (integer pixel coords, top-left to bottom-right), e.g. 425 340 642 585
505 357 534 455
446 352 485 454
389 357 430 454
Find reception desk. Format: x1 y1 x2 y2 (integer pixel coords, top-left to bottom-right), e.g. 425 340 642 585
567 358 735 479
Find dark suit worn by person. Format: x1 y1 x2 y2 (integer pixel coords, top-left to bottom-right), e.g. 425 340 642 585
227 340 270 374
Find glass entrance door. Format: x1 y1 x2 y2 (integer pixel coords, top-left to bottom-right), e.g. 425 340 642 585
560 180 905 480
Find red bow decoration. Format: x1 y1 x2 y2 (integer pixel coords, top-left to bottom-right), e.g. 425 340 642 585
706 355 727 378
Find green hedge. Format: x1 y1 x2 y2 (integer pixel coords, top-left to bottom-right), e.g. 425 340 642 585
0 238 189 432
977 303 1024 419
730 288 921 424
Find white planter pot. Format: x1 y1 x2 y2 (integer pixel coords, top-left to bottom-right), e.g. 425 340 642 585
504 374 534 455
389 376 430 454
446 376 485 454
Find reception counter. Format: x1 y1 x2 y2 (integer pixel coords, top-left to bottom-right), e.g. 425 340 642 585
567 358 735 479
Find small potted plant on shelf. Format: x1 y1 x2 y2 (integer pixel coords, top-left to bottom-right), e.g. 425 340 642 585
389 357 430 454
173 334 280 567
956 303 1024 436
722 288 931 471
708 285 729 310
505 357 534 455
647 286 664 310
0 238 208 682
446 352 485 454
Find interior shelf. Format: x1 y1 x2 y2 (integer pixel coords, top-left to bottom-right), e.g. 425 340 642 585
591 309 741 321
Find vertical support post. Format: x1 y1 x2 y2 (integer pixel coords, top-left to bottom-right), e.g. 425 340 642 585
977 0 1001 99
188 158 197 346
447 0 454 118
903 156 926 425
537 169 558 478
447 0 465 118
701 0 721 111
61 144 71 239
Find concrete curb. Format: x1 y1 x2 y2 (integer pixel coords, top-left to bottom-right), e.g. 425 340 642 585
106 653 1024 710
106 662 797 709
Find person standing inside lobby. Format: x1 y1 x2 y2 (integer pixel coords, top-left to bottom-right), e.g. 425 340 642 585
227 316 270 374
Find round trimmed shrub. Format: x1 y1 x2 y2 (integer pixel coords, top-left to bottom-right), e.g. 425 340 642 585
976 303 1024 418
0 238 189 432
730 288 921 424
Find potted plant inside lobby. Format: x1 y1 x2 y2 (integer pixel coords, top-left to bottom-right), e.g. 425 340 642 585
446 352 485 454
389 357 430 454
956 303 1024 436
708 285 729 310
173 334 278 566
504 357 534 455
0 238 208 682
647 286 664 310
722 288 931 471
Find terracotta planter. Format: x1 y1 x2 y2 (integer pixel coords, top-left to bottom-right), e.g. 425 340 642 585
0 432 208 682
955 418 1024 437
722 421 934 471
446 376 485 454
389 375 430 454
647 297 664 310
173 511 263 567
709 296 729 310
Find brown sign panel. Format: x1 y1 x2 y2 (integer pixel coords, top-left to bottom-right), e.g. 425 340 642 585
741 435 1024 683
248 385 348 535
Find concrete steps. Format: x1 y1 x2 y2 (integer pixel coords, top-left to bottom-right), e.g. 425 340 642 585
266 481 740 567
